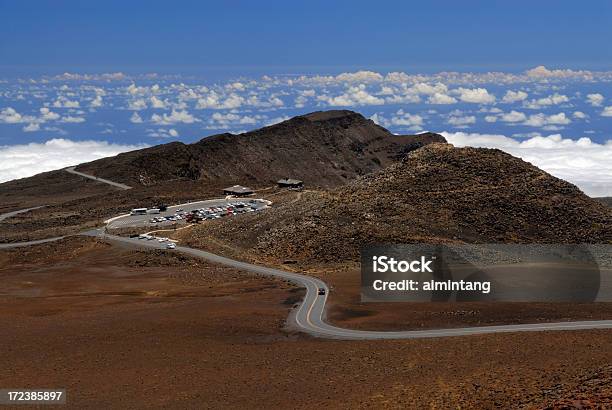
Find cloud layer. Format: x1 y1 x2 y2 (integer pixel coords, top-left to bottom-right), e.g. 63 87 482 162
441 132 612 197
0 139 147 183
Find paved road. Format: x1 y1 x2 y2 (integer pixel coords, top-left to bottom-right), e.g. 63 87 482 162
65 166 132 190
84 229 612 340
0 236 65 249
0 206 46 223
3 200 612 339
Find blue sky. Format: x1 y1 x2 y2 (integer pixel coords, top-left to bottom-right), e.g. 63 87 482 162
1 1 611 75
0 1 611 196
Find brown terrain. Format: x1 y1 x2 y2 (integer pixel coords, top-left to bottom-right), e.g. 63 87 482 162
1 238 611 408
1 110 611 407
179 142 612 265
171 141 612 336
76 110 445 187
0 110 443 242
597 197 612 207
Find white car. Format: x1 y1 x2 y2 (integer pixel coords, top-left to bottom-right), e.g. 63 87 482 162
166 243 176 249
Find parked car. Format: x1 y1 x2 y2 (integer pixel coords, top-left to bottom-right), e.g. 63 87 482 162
166 243 176 249
318 288 326 296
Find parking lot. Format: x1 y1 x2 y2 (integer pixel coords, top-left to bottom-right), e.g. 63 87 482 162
106 198 269 230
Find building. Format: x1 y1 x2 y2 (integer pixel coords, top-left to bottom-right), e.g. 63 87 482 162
277 178 303 189
223 185 254 197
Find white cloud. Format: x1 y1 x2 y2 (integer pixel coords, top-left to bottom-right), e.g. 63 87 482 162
484 115 498 123
39 107 60 121
59 116 86 123
130 112 143 123
525 65 594 80
335 71 383 83
53 72 126 81
22 123 40 132
318 84 385 106
151 110 199 125
52 96 80 108
383 93 421 104
0 138 147 183
219 93 245 109
146 127 180 139
226 82 246 91
455 87 496 104
523 93 569 109
195 92 245 109
371 109 424 130
602 106 612 117
0 107 25 123
0 107 62 125
573 111 587 119
149 96 166 109
209 112 258 127
60 115 85 124
410 82 448 95
127 84 149 95
441 131 612 196
586 93 604 107
285 67 611 87
90 95 103 108
92 87 106 96
523 112 571 127
128 99 147 110
447 115 476 127
427 92 457 104
500 110 527 123
502 90 528 103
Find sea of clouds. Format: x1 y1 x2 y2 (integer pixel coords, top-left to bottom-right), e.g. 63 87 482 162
0 66 611 195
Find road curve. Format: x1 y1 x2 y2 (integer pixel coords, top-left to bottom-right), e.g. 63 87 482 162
84 229 612 340
0 236 65 249
0 206 47 223
65 166 132 190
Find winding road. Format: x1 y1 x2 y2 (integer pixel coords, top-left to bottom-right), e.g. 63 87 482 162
81 228 612 340
3 183 612 339
65 166 132 190
0 205 46 222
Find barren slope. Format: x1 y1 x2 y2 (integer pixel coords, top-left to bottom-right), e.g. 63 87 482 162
76 110 445 187
1 237 610 408
183 143 612 263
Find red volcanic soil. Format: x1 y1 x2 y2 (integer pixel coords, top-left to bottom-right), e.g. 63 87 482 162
1 237 611 408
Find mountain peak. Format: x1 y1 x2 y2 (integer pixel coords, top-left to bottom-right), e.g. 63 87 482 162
299 110 364 122
75 110 444 187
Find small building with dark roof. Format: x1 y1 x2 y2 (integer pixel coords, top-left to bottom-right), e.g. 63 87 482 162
223 185 254 196
277 178 304 189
